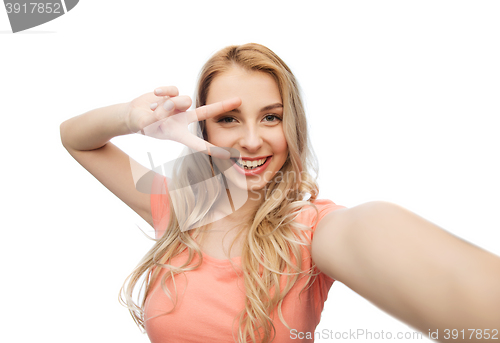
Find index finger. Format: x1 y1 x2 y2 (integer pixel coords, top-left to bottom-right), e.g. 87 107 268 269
186 97 242 123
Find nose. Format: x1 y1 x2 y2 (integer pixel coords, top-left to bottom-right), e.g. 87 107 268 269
239 124 263 153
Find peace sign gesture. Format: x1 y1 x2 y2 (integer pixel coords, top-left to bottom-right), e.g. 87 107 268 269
125 86 241 159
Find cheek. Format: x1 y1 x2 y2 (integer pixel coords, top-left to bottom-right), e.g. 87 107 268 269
205 125 234 147
270 129 288 156
204 123 218 144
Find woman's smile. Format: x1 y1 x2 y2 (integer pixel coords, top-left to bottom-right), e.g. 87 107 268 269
232 155 273 176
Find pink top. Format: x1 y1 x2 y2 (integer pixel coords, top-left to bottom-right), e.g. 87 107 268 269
145 174 346 342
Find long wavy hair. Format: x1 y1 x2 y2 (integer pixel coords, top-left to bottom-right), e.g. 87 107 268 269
120 43 324 343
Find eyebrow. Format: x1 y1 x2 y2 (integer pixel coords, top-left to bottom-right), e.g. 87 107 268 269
229 103 283 114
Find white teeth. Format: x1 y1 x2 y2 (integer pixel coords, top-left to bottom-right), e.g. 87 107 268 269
235 157 268 169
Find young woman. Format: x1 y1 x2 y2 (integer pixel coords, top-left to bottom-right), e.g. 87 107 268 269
60 43 500 343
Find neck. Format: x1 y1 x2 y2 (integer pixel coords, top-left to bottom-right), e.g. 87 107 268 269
211 184 266 225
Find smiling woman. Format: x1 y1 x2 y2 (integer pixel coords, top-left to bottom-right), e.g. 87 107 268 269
117 44 340 343
60 43 500 343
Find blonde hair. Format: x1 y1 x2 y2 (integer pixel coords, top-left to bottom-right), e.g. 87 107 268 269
120 43 324 343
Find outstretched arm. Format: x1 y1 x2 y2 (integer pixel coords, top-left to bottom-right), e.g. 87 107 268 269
311 201 500 342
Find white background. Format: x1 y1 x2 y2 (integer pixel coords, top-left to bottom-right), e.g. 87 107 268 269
1 1 499 342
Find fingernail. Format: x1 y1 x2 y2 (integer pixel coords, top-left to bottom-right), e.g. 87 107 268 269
150 103 158 110
155 88 162 95
163 100 174 111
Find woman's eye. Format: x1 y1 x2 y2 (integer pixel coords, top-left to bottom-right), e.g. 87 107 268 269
264 114 282 122
217 117 236 124
217 115 282 124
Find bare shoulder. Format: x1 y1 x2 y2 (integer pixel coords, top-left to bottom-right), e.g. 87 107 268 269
313 201 392 235
311 201 396 280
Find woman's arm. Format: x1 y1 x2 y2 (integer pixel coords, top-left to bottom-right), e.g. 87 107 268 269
60 101 156 226
311 201 500 342
60 88 241 228
60 102 132 150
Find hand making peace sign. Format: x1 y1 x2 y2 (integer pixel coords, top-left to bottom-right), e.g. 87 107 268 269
125 86 241 159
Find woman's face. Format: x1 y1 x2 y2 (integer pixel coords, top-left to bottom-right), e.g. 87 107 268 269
205 67 288 192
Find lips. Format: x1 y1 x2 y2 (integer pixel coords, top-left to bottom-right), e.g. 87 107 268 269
235 155 271 161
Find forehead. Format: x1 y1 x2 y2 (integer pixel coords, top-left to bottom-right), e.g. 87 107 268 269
206 67 282 106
